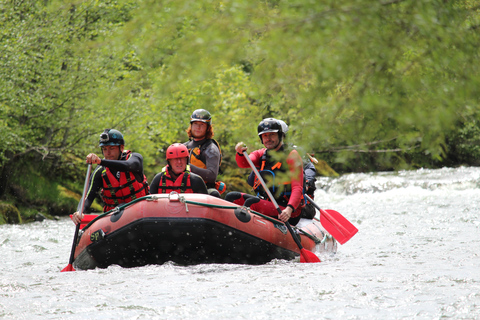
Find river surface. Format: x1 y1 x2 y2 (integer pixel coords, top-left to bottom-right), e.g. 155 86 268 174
1 166 479 319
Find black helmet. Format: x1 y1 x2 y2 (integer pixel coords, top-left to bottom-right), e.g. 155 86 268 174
99 129 125 146
257 118 283 137
190 109 212 125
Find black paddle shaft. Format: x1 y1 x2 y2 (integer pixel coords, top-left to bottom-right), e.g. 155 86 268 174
66 164 92 266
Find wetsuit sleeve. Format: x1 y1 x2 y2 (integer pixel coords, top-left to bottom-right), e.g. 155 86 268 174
190 173 208 194
286 149 304 212
235 148 264 169
100 152 144 174
189 143 220 184
99 152 146 184
149 173 162 194
304 161 316 182
247 171 255 186
77 165 103 212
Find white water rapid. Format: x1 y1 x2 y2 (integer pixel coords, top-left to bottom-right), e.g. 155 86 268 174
1 166 479 319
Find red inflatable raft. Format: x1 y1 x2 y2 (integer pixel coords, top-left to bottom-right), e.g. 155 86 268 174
72 193 337 270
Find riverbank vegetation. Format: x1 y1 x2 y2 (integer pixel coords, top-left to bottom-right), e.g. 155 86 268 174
1 0 480 223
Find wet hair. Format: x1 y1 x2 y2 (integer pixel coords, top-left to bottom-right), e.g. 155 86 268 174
186 123 214 140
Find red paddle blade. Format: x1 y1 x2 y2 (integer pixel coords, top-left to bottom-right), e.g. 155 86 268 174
299 248 321 263
61 264 76 272
320 209 358 245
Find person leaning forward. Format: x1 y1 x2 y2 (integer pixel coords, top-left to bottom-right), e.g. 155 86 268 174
149 143 208 194
225 118 305 225
71 129 149 224
183 109 224 197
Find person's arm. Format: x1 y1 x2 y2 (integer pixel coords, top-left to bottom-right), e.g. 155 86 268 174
247 171 255 186
303 161 317 194
303 161 316 182
190 173 208 194
149 173 161 194
101 152 143 174
235 147 264 168
189 144 220 184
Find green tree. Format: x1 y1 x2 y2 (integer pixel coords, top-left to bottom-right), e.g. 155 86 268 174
113 0 480 171
0 0 138 197
2 0 480 220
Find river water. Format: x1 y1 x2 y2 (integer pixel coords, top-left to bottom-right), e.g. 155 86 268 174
1 166 479 319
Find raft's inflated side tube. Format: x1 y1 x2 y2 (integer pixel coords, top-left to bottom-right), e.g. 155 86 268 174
73 194 335 270
75 217 297 269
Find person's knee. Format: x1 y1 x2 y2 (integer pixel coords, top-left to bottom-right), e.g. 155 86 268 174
225 192 242 202
244 196 260 207
300 204 316 219
207 188 221 198
288 216 301 226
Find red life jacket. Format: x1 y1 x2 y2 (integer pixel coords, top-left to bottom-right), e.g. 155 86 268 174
101 151 149 212
157 166 194 194
253 148 305 209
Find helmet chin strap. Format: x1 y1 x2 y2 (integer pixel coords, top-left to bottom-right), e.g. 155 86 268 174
273 141 284 151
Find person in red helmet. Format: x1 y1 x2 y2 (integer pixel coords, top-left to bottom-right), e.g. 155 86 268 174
72 129 149 224
149 143 208 194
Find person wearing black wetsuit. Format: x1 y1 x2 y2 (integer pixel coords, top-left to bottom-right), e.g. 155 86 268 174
184 109 223 197
71 129 149 224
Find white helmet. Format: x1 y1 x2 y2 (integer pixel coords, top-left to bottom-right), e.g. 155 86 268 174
277 120 289 136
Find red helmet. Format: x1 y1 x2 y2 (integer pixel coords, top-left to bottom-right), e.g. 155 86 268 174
166 143 189 160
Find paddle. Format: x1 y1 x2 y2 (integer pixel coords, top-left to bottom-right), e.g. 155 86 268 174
61 163 92 272
68 213 97 229
242 151 321 263
304 194 358 245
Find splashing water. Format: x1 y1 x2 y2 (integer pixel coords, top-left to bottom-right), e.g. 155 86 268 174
1 167 479 319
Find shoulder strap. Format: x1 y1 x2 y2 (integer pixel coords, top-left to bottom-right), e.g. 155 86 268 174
158 171 167 193
210 139 222 166
180 171 190 192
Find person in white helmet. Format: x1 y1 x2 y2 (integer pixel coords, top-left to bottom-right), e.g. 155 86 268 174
225 118 305 225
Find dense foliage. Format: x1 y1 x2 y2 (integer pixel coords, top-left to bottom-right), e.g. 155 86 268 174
1 0 480 217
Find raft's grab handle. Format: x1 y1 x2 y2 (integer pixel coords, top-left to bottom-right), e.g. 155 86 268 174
147 192 189 211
